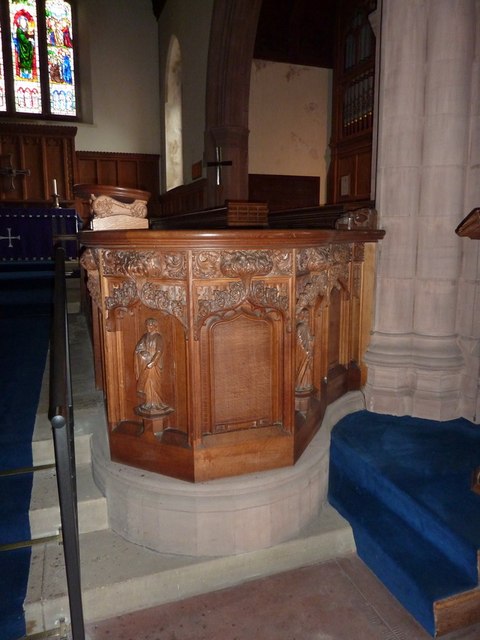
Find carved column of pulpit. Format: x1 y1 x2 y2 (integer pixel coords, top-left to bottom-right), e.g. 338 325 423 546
80 228 384 482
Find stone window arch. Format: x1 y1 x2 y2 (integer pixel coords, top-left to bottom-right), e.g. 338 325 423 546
165 34 183 191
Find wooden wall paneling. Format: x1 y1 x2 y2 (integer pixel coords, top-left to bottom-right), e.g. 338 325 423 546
249 174 320 211
159 179 208 217
45 135 71 201
76 151 161 216
76 157 97 184
333 137 372 203
24 134 45 201
97 159 118 185
0 134 22 198
117 160 138 188
355 147 373 198
0 124 77 204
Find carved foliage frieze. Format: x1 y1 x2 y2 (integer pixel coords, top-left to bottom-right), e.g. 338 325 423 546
296 243 353 275
297 246 331 274
192 249 293 279
102 249 186 279
104 279 188 330
105 280 138 327
194 279 289 338
295 243 353 315
296 273 329 314
220 251 273 279
140 282 187 327
80 248 101 310
85 249 188 329
249 280 289 313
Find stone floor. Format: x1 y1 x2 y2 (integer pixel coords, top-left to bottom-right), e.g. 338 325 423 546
85 554 480 640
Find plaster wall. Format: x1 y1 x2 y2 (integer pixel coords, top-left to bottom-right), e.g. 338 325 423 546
75 0 160 155
249 60 332 204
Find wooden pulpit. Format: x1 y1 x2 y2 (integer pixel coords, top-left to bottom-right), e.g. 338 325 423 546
80 226 384 482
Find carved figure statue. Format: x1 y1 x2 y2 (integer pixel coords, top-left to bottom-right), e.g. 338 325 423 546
295 311 314 393
134 318 171 416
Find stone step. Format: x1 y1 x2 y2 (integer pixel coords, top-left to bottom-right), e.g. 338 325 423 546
32 432 93 469
24 502 355 636
29 462 108 539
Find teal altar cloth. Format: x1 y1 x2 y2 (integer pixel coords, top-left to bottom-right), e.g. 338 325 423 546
0 208 79 263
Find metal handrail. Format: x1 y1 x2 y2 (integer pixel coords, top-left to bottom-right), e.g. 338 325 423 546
48 245 85 640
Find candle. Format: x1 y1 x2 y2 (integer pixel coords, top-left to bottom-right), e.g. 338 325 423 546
52 179 57 194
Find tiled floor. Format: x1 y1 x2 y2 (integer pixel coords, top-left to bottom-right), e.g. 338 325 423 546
85 554 480 640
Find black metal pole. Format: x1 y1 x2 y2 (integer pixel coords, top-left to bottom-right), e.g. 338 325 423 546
49 246 85 640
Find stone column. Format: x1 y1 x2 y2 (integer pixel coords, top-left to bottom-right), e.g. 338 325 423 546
456 0 480 421
365 0 477 420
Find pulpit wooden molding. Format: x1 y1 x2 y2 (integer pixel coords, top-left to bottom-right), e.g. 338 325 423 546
80 227 384 482
456 208 480 239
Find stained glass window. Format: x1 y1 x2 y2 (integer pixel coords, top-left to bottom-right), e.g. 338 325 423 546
0 23 6 112
45 0 76 116
10 0 42 113
0 0 77 118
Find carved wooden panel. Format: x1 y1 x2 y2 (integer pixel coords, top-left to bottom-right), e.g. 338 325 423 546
209 314 278 433
80 228 384 482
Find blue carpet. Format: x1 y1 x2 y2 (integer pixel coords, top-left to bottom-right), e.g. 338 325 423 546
0 269 52 640
328 410 480 636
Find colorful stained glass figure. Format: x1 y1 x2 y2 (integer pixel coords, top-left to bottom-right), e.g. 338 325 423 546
9 0 42 114
45 0 76 116
0 21 6 112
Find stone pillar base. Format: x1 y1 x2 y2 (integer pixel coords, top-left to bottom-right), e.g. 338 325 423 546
364 332 465 420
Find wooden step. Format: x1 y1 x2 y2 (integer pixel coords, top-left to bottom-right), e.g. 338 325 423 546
435 587 480 636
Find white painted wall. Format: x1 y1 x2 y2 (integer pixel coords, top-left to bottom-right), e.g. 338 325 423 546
74 0 160 154
249 60 332 204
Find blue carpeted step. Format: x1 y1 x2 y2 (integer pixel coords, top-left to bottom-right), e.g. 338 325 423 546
0 548 32 640
328 458 478 636
0 269 55 314
0 309 51 640
329 412 480 581
0 261 54 272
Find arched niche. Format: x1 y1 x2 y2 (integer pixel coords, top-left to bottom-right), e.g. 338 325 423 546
165 35 184 191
